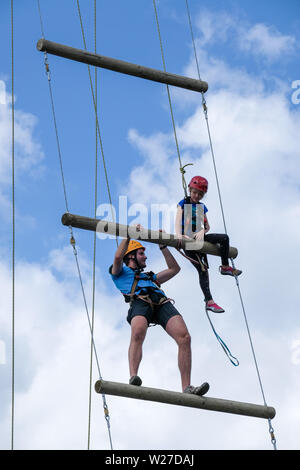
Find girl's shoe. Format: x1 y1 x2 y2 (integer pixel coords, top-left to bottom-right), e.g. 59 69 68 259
219 265 242 277
206 302 225 313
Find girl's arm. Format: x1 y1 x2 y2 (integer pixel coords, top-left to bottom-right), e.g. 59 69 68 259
204 215 210 233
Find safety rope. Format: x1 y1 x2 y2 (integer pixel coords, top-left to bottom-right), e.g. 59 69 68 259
37 1 69 211
185 0 277 450
87 0 98 450
10 0 15 451
152 0 189 197
205 308 239 366
76 0 117 247
70 233 113 450
37 0 113 450
185 0 227 233
75 0 115 447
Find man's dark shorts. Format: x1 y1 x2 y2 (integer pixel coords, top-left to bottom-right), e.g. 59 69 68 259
127 293 181 330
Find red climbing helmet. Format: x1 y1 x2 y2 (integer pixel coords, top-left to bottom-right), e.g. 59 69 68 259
188 176 208 193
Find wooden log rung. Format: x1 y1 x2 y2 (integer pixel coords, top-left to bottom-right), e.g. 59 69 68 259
37 38 208 93
61 212 238 259
95 380 276 420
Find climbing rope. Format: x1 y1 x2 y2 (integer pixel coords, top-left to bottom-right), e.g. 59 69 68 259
37 2 69 212
70 232 113 450
37 0 113 450
185 0 227 233
87 0 98 450
76 0 117 247
75 0 115 447
152 0 190 197
10 0 15 451
185 0 277 450
205 307 239 367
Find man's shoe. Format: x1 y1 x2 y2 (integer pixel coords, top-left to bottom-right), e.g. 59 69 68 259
184 382 209 396
219 265 242 277
206 302 225 313
129 375 142 386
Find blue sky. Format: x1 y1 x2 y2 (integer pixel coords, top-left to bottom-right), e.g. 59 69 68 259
1 0 300 450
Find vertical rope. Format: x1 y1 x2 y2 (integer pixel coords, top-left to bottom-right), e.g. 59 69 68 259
185 0 277 450
38 0 69 212
185 0 228 233
70 231 113 450
87 0 98 450
11 0 15 451
75 0 113 450
152 0 188 197
76 0 117 246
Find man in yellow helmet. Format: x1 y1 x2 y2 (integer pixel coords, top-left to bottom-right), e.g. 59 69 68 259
109 229 209 396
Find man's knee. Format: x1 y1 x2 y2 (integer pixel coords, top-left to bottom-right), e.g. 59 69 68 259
180 330 191 347
130 316 148 343
166 315 191 346
131 329 146 343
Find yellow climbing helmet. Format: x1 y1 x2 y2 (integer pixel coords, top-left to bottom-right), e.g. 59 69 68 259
125 240 145 256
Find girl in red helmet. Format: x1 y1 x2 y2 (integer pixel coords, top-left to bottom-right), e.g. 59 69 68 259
175 176 242 313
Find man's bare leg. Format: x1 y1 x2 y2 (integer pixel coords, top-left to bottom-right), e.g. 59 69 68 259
165 315 191 391
128 315 148 378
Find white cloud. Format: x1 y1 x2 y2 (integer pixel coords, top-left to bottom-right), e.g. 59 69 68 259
0 81 44 220
127 128 181 206
194 10 296 62
194 9 235 46
185 49 264 98
240 23 296 60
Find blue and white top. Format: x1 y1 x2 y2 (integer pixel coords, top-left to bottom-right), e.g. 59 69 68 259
178 196 208 236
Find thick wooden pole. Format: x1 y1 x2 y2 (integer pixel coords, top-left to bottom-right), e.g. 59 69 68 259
61 212 238 258
95 380 276 420
37 39 208 93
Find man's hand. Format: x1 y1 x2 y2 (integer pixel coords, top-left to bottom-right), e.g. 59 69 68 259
128 223 144 239
156 229 181 284
158 228 167 249
111 237 131 276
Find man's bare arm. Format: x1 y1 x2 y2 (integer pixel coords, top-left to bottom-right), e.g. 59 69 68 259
111 238 130 276
155 247 180 284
